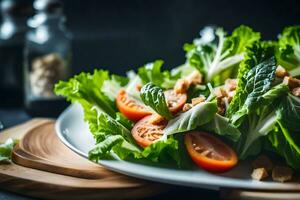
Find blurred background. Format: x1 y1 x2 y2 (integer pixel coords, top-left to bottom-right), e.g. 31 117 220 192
0 0 299 113
65 0 300 74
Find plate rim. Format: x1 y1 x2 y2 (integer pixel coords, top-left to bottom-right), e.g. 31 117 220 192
55 104 300 191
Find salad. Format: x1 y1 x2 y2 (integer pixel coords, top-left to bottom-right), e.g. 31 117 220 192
55 25 300 175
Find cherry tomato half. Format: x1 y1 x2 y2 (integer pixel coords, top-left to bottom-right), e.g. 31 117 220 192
131 114 167 148
164 90 187 114
185 131 238 172
116 90 151 121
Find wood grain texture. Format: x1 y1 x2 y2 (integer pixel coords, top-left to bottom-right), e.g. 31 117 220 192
0 119 167 200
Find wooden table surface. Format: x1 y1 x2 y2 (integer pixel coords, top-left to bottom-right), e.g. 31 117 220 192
0 107 219 200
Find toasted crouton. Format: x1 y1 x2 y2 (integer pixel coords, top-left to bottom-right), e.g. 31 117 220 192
191 96 206 106
182 103 193 112
292 87 300 97
272 166 293 182
275 65 289 78
187 71 203 85
174 79 189 94
224 79 238 92
252 155 273 172
251 168 269 181
283 76 300 90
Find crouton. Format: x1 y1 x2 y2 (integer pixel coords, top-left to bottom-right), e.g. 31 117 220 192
224 79 238 92
182 103 193 112
174 79 189 94
174 71 203 94
252 155 273 172
275 65 289 78
272 166 293 182
292 87 300 97
136 84 142 92
283 76 300 90
251 168 269 181
191 96 206 106
187 71 203 85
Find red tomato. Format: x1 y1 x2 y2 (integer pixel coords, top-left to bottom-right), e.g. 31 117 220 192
116 90 151 121
131 114 167 148
164 90 187 114
185 131 238 172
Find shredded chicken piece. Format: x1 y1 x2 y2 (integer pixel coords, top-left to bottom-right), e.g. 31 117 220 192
272 166 293 183
275 65 289 78
251 168 269 181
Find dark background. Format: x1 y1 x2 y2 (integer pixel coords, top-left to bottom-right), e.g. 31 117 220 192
63 0 300 76
0 0 299 199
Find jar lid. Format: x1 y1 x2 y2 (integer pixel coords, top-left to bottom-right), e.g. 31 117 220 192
33 0 63 15
1 0 33 18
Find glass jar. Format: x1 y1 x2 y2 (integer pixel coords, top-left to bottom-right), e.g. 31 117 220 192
0 0 33 106
24 0 72 117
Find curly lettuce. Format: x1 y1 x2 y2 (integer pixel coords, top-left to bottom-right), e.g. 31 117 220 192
277 26 300 76
185 25 260 85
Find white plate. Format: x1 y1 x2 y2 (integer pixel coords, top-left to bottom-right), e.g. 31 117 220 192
55 103 300 191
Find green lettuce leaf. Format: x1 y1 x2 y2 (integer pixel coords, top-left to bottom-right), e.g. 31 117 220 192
224 42 290 159
185 25 260 85
138 60 181 89
162 101 218 140
140 83 172 119
55 70 116 118
115 112 134 130
230 56 277 124
0 138 17 163
102 74 129 100
277 26 300 72
89 135 180 166
56 69 181 166
226 42 277 124
268 121 300 170
202 114 241 142
278 93 300 132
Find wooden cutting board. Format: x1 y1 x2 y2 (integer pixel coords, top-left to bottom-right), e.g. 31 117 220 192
0 119 167 200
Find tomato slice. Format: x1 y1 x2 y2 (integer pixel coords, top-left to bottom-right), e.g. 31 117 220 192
165 90 187 114
185 131 237 172
131 114 167 148
116 90 151 121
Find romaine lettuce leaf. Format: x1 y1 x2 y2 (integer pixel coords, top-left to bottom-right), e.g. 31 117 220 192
102 74 129 100
229 56 277 124
138 60 181 89
140 83 172 119
226 42 277 124
55 70 181 166
185 25 260 85
224 42 290 159
278 93 300 132
277 26 300 72
202 114 241 142
268 121 300 170
162 101 218 140
55 70 117 118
